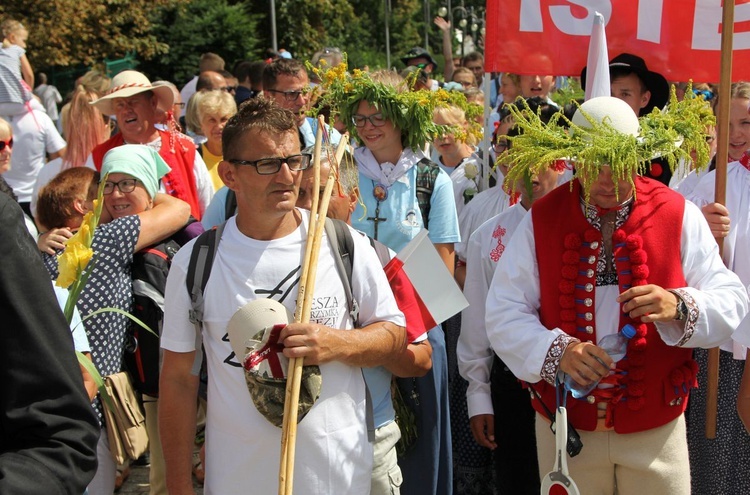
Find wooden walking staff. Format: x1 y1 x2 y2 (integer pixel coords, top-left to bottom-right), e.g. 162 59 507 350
278 117 341 494
706 0 735 440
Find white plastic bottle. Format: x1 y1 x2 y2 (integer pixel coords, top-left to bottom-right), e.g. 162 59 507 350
563 324 637 399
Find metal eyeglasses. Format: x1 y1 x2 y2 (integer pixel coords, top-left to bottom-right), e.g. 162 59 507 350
266 88 307 102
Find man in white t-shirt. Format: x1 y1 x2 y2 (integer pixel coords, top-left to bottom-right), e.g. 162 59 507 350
159 98 406 494
3 107 66 216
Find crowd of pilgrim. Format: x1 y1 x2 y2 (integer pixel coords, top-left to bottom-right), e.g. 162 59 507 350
3 14 750 495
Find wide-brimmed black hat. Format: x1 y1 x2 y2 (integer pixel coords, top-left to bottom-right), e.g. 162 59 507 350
581 53 669 116
400 47 438 71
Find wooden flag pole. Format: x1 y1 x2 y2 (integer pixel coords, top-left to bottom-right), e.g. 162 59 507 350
279 117 337 494
706 0 735 440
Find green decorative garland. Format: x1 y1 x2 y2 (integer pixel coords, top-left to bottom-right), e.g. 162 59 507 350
501 84 715 201
310 61 483 150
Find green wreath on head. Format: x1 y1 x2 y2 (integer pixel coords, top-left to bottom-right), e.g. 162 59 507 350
309 61 483 150
501 84 715 202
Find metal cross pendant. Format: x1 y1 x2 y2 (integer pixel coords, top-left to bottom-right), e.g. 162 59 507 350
410 387 420 406
367 202 387 240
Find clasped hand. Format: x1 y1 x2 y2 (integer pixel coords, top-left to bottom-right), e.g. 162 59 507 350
617 284 679 323
279 322 332 364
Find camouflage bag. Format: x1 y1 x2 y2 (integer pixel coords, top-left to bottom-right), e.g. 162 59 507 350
227 298 322 428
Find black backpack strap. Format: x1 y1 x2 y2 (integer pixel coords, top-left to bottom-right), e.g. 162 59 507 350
224 189 237 222
323 217 359 326
186 222 226 375
415 158 440 230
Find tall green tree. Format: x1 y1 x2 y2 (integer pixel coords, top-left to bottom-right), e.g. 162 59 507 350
1 0 176 67
139 0 260 83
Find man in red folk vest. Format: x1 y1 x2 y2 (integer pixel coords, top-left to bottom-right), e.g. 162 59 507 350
485 96 748 494
89 70 213 220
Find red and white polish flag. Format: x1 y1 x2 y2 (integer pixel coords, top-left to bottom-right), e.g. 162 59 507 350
384 230 469 342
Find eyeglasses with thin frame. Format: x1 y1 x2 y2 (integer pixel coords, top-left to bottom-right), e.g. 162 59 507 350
103 178 139 195
173 102 186 109
228 153 312 175
352 113 387 128
266 88 307 102
0 137 13 152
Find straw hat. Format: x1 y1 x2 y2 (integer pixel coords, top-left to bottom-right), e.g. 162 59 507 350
91 70 174 116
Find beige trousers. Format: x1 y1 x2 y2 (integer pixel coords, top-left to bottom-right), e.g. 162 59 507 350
535 414 690 495
371 420 403 495
143 394 167 495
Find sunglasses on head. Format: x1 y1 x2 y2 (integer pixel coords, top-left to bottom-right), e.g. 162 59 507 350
0 138 12 152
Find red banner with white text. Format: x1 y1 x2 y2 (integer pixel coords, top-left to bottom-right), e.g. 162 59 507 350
485 0 750 82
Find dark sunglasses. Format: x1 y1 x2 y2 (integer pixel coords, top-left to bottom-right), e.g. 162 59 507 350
0 138 12 152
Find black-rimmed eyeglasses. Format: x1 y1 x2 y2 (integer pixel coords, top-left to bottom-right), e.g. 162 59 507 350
228 153 312 175
266 89 307 102
103 178 139 195
352 113 386 128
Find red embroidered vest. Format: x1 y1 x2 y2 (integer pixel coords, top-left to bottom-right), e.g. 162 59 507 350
531 178 696 433
92 130 202 220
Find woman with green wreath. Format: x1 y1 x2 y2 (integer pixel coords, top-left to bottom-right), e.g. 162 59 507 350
330 68 459 495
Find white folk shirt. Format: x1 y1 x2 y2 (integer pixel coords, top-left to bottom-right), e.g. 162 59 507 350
437 155 481 219
485 200 747 385
458 202 527 418
689 160 750 357
161 210 405 495
456 186 511 262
